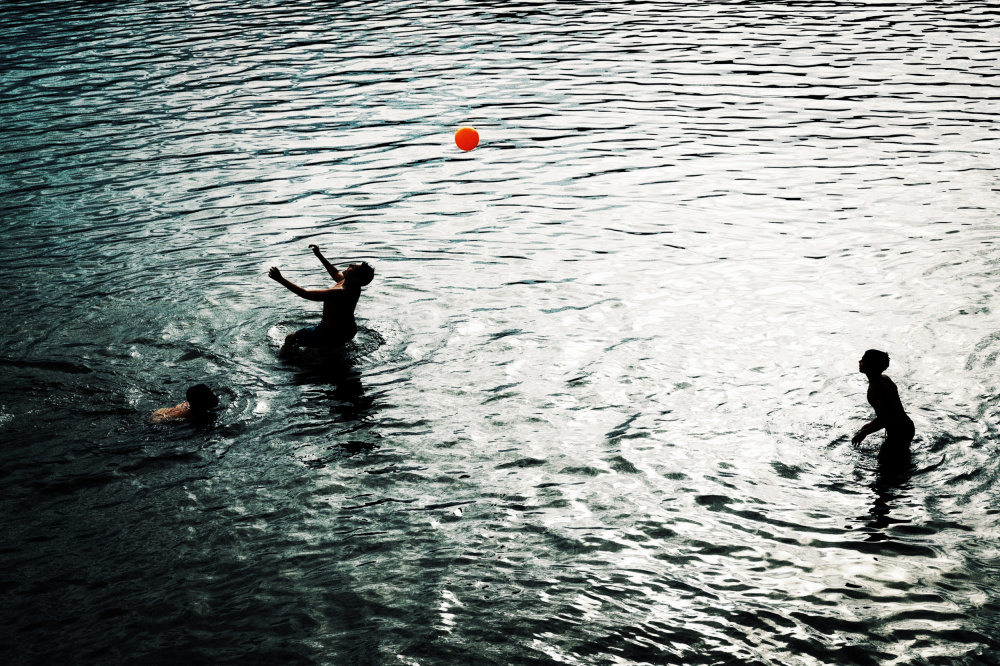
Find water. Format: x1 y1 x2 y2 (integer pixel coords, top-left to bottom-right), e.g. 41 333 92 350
2 0 1000 663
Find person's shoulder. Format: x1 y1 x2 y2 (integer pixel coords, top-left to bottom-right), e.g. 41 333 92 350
880 374 898 388
315 285 344 297
150 402 190 423
151 407 177 424
337 282 362 295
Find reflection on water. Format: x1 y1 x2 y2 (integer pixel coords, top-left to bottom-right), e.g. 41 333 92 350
285 343 385 466
863 460 913 542
3 0 1000 663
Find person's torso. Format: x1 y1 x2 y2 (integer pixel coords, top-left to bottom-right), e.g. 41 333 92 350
320 287 361 332
868 377 911 430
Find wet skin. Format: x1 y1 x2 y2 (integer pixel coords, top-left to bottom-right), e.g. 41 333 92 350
150 402 215 425
150 401 193 423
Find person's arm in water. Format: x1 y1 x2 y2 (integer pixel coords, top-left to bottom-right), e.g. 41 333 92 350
269 267 338 301
309 244 343 283
852 417 883 445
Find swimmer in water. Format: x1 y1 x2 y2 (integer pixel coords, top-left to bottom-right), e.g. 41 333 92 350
269 244 374 350
851 349 914 465
151 384 219 423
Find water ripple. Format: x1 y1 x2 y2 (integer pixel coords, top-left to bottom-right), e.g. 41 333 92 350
3 0 1000 663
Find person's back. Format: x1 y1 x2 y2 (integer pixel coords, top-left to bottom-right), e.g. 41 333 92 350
320 279 363 342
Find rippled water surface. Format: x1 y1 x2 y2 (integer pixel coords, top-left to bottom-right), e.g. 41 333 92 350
3 0 1000 663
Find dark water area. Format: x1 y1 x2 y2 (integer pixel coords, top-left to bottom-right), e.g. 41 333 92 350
3 0 1000 663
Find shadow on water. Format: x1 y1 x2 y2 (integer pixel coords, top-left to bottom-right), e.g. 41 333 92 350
858 443 947 542
862 453 913 541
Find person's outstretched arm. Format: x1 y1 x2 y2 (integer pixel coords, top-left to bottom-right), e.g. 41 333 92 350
852 418 883 445
309 244 343 282
269 267 333 301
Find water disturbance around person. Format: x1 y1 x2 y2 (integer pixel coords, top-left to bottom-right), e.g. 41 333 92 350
268 244 374 351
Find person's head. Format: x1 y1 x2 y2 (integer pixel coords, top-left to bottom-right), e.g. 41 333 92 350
859 349 890 376
344 261 375 287
186 384 219 412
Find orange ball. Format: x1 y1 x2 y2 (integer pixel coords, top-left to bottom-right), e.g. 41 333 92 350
455 127 479 151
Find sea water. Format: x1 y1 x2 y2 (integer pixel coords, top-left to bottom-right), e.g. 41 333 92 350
2 0 999 663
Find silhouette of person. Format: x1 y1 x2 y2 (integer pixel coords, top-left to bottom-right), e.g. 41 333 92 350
851 349 914 466
269 245 374 351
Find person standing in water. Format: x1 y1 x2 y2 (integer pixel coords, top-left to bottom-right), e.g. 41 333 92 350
851 349 914 464
268 244 374 350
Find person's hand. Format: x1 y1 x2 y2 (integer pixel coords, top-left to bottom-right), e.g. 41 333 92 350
308 244 321 255
851 431 865 446
268 266 283 282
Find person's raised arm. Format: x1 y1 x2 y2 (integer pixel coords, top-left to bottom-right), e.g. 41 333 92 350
268 266 332 301
309 244 343 282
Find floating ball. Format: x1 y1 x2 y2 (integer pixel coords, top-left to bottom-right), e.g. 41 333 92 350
455 127 479 151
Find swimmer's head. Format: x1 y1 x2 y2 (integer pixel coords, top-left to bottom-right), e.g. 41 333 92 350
860 349 890 375
345 261 375 287
186 384 219 412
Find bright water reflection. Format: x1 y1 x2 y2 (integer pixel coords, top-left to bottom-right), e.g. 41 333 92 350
2 0 1000 663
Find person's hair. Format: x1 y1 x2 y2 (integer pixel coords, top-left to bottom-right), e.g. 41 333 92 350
862 349 890 374
186 384 219 411
350 261 375 287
